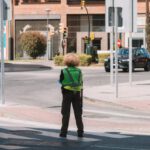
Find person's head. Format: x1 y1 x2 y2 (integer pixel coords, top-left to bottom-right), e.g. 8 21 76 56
64 53 80 67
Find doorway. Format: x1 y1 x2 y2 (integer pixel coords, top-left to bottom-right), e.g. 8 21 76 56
132 39 143 48
92 38 101 50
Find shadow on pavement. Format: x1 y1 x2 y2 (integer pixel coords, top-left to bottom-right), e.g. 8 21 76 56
0 127 150 150
4 63 52 72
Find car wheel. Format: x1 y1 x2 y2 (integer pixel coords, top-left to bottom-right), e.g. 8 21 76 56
132 63 135 72
105 68 110 72
144 61 150 71
122 68 128 72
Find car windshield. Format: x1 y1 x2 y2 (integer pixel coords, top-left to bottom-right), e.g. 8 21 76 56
117 49 129 56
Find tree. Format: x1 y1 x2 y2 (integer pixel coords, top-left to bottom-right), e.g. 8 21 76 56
20 31 46 59
146 0 150 51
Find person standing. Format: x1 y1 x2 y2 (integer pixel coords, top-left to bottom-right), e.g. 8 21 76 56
59 53 84 138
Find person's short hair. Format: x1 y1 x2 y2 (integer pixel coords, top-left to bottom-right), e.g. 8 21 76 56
64 53 80 67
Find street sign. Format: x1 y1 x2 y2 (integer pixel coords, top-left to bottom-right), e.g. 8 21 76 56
105 0 137 33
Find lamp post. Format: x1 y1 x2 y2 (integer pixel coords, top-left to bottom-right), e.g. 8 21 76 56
45 9 51 60
81 0 91 54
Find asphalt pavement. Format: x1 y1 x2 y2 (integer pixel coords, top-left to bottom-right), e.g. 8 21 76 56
1 61 150 149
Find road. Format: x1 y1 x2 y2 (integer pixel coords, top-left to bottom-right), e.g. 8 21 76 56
4 64 150 121
1 63 150 149
4 65 150 107
0 124 150 150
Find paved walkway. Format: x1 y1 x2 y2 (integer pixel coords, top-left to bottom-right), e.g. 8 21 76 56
84 80 150 112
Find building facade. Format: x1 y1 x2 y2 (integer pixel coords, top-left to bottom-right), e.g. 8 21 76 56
6 0 147 59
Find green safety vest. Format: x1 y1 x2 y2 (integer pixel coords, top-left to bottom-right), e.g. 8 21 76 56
61 67 83 91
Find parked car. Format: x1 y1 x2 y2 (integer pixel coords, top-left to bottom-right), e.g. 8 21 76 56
104 48 150 72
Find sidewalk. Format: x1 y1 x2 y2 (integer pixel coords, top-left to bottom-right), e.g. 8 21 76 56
84 80 150 112
0 79 150 134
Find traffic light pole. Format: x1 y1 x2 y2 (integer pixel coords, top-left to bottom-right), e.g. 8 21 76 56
0 0 5 104
81 1 91 54
114 6 119 99
84 6 91 54
110 0 115 86
84 6 90 44
129 0 133 86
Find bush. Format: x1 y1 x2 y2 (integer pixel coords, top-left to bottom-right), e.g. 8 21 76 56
19 31 46 59
79 54 92 66
54 55 64 66
53 54 92 66
98 52 110 63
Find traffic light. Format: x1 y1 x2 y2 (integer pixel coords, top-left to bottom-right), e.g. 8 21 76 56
117 39 122 48
81 0 85 9
90 32 95 41
63 27 68 39
59 23 64 33
83 36 88 44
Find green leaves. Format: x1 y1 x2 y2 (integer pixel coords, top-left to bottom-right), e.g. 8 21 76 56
20 31 46 59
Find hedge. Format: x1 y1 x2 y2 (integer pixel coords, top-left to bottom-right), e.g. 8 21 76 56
54 54 92 66
98 52 110 63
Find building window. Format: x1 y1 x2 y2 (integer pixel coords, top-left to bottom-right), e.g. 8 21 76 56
67 14 105 52
22 0 41 4
45 0 61 3
92 15 105 31
14 0 19 5
67 15 80 52
67 0 105 5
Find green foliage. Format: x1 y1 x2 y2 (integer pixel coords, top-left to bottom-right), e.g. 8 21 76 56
54 55 64 66
79 54 92 66
98 53 110 63
19 31 46 59
53 54 92 66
